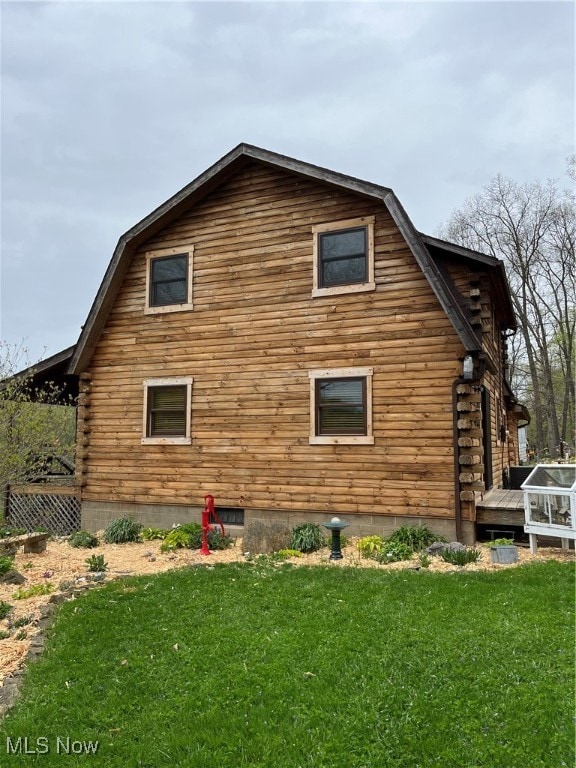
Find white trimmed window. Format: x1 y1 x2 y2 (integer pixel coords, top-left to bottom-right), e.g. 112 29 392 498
309 368 374 445
145 245 194 314
312 217 375 298
142 377 193 445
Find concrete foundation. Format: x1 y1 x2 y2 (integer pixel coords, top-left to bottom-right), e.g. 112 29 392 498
81 500 476 544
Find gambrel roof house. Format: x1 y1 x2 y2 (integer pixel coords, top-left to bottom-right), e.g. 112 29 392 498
20 144 529 543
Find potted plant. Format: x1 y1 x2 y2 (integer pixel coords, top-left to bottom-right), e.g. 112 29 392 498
488 537 518 564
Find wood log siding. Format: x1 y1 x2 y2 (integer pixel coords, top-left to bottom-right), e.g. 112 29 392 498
81 163 465 518
439 258 513 494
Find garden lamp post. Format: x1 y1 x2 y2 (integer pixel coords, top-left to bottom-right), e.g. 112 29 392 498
323 517 349 560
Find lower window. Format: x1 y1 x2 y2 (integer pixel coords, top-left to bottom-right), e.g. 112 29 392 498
309 368 374 445
142 377 193 445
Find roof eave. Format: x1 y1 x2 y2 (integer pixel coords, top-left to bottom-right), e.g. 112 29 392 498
385 195 482 354
420 233 517 331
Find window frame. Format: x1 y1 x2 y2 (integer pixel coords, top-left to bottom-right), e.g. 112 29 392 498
309 367 374 445
145 245 194 315
142 377 193 445
312 217 375 298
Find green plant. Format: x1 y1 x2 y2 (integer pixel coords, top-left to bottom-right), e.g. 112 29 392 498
13 583 53 600
356 535 385 558
206 529 233 551
15 629 27 640
276 549 304 559
180 522 204 548
164 523 232 552
69 530 99 549
0 526 25 539
489 538 515 547
0 630 10 639
12 615 32 628
0 555 14 576
418 552 432 568
290 523 323 554
160 528 194 552
388 524 443 552
440 547 482 566
103 517 143 544
85 554 108 573
0 600 12 619
375 541 414 563
141 527 169 541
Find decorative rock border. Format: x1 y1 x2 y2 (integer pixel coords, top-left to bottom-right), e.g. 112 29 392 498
0 578 103 720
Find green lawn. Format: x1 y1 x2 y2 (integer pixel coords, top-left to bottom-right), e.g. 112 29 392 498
0 561 574 768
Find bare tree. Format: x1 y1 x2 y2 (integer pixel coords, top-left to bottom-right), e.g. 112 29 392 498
441 171 575 458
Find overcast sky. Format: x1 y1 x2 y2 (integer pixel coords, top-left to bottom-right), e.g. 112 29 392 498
1 0 573 366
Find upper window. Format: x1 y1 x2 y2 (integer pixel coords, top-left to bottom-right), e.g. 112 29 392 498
142 377 193 445
145 245 194 314
312 217 375 298
309 368 374 445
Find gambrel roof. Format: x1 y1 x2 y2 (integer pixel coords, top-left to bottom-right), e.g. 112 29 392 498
67 144 516 374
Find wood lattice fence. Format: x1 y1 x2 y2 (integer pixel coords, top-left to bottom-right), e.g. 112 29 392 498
4 484 80 535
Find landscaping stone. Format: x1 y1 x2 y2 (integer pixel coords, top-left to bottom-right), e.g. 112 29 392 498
0 570 27 585
426 541 466 555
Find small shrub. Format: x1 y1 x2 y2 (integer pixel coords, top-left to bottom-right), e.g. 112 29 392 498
160 528 193 552
375 541 414 563
440 548 482 566
13 584 53 600
206 529 233 551
357 535 385 559
15 629 27 640
0 630 10 639
0 555 14 576
165 523 232 552
290 523 323 554
180 523 204 549
103 517 143 544
388 524 443 552
85 554 108 573
242 522 291 555
141 527 169 541
489 538 515 547
0 601 12 620
69 530 99 549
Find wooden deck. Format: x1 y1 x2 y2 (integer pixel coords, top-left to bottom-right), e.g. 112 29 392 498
476 489 525 525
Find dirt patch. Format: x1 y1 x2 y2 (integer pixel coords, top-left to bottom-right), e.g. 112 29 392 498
1 536 573 686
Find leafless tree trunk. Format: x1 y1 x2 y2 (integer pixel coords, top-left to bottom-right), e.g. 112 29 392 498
440 171 575 459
